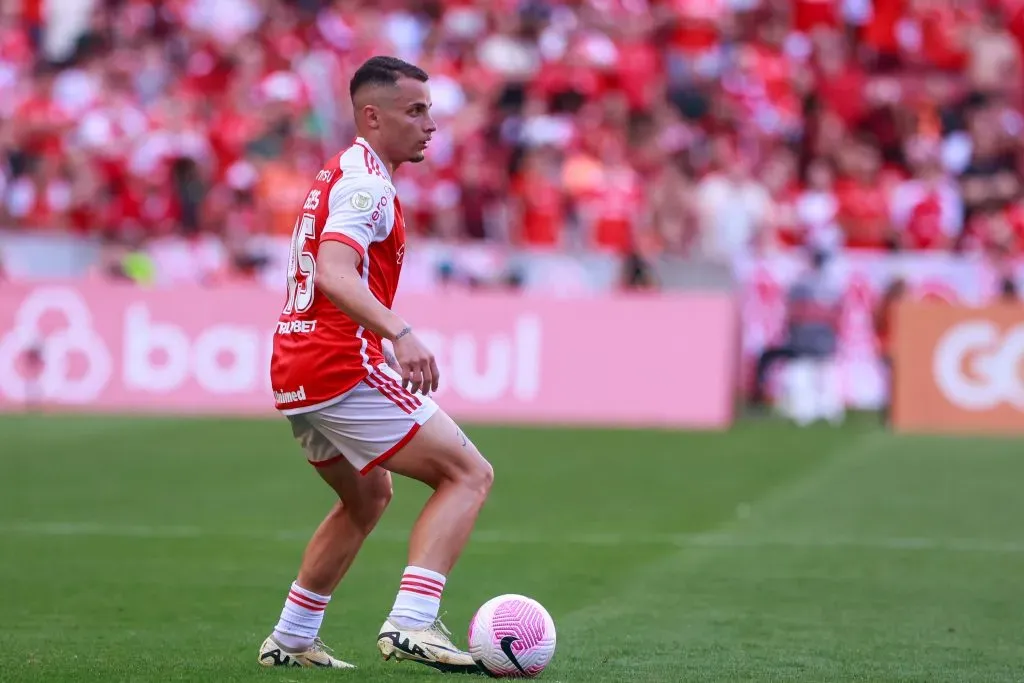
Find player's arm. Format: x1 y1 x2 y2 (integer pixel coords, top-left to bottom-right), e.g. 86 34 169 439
315 241 407 338
316 243 438 394
382 341 402 374
317 178 439 394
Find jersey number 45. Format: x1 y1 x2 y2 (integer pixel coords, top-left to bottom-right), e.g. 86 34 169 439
283 213 317 315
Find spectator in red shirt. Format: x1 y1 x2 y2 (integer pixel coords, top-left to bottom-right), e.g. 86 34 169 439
7 0 1024 292
510 146 567 248
761 148 803 250
813 30 869 128
835 134 894 249
890 143 963 250
578 137 646 253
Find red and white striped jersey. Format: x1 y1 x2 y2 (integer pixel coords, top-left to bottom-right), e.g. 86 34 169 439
270 137 408 414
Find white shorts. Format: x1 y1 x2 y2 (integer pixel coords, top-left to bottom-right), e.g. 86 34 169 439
286 363 439 475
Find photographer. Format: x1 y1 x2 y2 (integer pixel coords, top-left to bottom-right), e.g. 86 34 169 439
751 248 842 411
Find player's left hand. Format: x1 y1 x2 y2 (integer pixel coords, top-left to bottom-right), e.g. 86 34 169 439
384 348 402 375
392 329 439 395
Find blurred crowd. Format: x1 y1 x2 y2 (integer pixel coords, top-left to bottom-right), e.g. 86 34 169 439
3 0 1024 285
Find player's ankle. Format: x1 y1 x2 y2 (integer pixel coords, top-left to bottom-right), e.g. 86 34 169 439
389 566 445 629
273 630 314 651
273 581 330 651
387 614 434 630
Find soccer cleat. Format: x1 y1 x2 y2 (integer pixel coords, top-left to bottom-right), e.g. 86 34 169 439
257 634 356 669
377 616 483 674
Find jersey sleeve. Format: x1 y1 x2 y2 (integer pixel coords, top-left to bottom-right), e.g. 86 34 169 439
321 175 392 259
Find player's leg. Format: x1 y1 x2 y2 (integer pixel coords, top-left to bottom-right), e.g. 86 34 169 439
258 414 392 669
295 460 393 596
374 411 493 673
315 364 492 673
382 408 492 591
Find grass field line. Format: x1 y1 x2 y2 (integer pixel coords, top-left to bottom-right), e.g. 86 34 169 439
549 430 937 632
715 429 891 526
4 520 1024 555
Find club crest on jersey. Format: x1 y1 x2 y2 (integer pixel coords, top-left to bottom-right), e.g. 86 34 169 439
351 190 374 211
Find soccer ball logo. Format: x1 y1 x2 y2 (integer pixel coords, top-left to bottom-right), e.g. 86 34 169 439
468 594 556 678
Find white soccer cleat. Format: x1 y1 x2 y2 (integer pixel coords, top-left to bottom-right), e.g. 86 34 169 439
258 634 356 669
377 617 483 675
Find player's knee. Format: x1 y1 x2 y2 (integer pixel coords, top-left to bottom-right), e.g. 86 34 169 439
479 458 494 493
351 474 393 535
351 493 390 536
455 455 493 501
369 474 394 517
373 477 394 514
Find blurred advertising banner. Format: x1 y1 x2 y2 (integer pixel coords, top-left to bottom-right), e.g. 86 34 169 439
892 302 1024 436
735 251 1020 408
0 284 738 429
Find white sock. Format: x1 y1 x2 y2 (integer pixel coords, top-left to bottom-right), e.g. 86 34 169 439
819 360 846 424
389 566 445 629
790 360 816 426
272 581 331 650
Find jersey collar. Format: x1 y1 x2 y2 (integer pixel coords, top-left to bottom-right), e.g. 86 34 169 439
353 137 392 183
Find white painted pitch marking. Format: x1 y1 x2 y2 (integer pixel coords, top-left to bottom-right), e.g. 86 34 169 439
3 521 1024 554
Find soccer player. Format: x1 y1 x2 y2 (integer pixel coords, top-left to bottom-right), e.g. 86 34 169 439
258 56 494 673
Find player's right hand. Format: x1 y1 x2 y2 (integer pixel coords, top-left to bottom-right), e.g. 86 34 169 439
392 330 439 395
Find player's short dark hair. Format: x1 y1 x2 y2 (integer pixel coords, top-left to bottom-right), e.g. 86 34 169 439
349 56 429 101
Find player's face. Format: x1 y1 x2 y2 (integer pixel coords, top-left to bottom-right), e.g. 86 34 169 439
381 78 436 165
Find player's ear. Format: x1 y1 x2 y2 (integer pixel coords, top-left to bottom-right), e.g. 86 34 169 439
363 104 382 131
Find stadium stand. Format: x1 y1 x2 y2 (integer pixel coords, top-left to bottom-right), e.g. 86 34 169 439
2 0 1024 291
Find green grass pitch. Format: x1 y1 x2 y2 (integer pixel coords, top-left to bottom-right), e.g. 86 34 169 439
1 413 1023 682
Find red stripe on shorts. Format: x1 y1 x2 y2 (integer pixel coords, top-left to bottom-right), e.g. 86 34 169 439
379 372 422 409
359 422 421 475
365 372 417 413
309 452 346 469
365 374 413 414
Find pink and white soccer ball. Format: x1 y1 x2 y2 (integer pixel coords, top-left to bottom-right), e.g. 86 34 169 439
468 594 556 678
